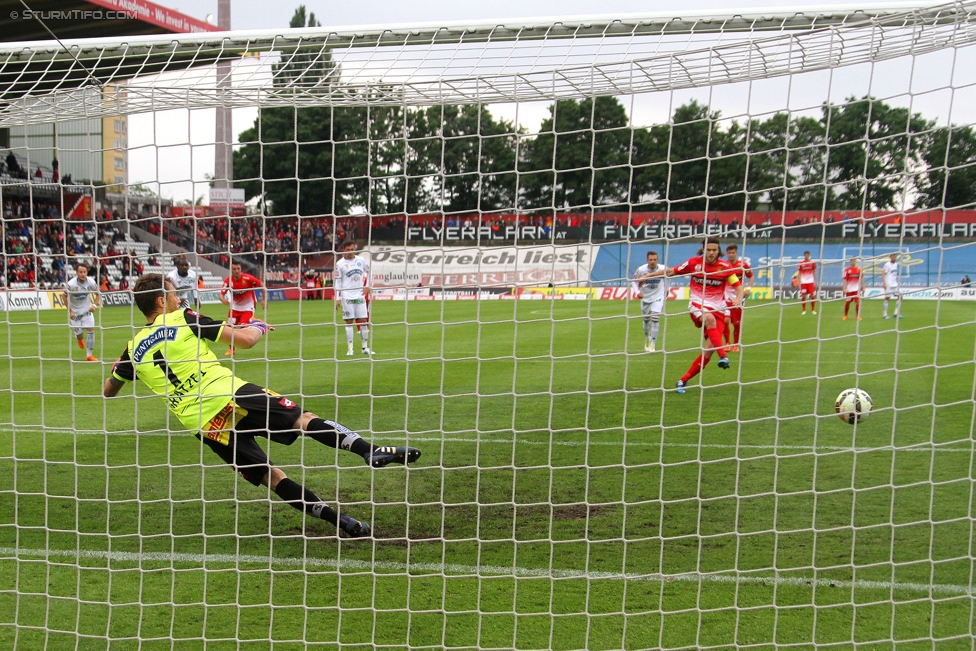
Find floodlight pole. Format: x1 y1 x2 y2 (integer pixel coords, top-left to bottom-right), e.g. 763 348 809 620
214 0 232 195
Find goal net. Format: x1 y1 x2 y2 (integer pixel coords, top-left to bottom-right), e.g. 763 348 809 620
2 2 976 647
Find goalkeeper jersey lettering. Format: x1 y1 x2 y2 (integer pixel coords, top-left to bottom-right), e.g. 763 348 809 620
112 309 242 431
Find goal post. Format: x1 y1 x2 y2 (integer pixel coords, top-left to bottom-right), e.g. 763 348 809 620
2 3 976 648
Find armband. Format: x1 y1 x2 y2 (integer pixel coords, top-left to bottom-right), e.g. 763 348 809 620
248 319 269 335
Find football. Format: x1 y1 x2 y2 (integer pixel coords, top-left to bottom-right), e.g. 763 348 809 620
835 388 873 424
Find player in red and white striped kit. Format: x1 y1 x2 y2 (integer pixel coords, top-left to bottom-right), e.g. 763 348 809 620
722 243 753 352
842 257 864 321
219 261 267 356
645 238 743 393
795 251 818 314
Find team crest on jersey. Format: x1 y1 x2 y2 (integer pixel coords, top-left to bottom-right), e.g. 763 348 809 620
279 397 296 409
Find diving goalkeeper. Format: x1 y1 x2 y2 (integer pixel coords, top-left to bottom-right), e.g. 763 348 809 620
103 273 420 538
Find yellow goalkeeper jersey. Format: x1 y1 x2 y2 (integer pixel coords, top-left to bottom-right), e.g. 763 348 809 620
112 309 243 431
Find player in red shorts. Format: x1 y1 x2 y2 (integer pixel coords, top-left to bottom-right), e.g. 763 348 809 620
842 257 864 321
722 243 753 352
795 251 818 314
219 260 268 356
645 238 743 393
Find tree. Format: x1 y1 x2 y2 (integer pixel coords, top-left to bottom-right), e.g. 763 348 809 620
273 6 338 91
519 96 633 211
411 104 518 214
748 112 829 211
639 101 761 211
918 124 976 209
822 96 932 209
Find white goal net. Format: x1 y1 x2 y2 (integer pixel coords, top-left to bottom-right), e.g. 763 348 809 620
2 3 976 648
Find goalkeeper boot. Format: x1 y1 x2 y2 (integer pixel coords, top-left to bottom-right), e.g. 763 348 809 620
717 356 731 369
338 515 371 538
675 380 686 394
365 446 422 468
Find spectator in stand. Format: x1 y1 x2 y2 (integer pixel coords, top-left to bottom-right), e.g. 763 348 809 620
5 151 20 177
961 275 971 287
52 158 59 183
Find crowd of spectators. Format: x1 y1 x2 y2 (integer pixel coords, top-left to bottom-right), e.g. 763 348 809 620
134 212 362 270
2 197 154 290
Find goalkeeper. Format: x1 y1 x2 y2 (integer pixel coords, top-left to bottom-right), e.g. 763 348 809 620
103 273 420 538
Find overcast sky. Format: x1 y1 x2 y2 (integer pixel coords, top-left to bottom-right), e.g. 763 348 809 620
129 0 953 203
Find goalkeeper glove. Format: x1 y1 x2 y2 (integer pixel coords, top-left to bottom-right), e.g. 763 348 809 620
248 319 270 335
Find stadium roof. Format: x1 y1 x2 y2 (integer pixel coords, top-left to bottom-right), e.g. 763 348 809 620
0 0 217 42
0 0 224 104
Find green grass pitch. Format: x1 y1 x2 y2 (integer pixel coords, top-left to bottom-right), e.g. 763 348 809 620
1 297 974 649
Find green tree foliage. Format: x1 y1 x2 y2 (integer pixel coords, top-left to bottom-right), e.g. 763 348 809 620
747 113 828 211
234 105 375 216
519 97 634 211
822 96 932 210
636 101 762 212
274 6 338 91
411 105 518 214
919 124 976 209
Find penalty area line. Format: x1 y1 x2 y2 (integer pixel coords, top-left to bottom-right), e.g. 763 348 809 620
1 547 970 596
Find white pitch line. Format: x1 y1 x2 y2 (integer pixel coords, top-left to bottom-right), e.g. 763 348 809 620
1 547 970 596
1 428 973 454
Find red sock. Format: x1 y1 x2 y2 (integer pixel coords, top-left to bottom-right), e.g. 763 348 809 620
723 320 731 345
810 298 816 311
733 324 741 345
854 298 860 316
801 298 806 311
844 300 850 316
681 354 708 382
706 325 726 357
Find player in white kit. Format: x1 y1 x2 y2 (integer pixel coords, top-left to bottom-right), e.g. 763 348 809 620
882 253 904 319
63 262 101 361
633 250 666 352
334 239 372 356
165 256 200 310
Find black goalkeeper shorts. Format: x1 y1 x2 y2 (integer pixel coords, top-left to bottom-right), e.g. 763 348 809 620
195 383 304 486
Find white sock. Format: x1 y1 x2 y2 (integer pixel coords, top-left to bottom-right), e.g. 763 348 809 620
86 332 95 356
345 326 354 347
360 326 369 348
650 320 660 345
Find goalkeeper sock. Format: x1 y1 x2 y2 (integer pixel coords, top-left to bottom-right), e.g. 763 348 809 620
345 326 354 347
273 477 338 525
86 332 95 356
306 418 374 456
359 325 369 347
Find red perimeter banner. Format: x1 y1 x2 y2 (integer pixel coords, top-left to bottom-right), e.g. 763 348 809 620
88 0 218 33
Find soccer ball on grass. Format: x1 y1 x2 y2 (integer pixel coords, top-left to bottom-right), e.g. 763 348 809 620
835 389 873 424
